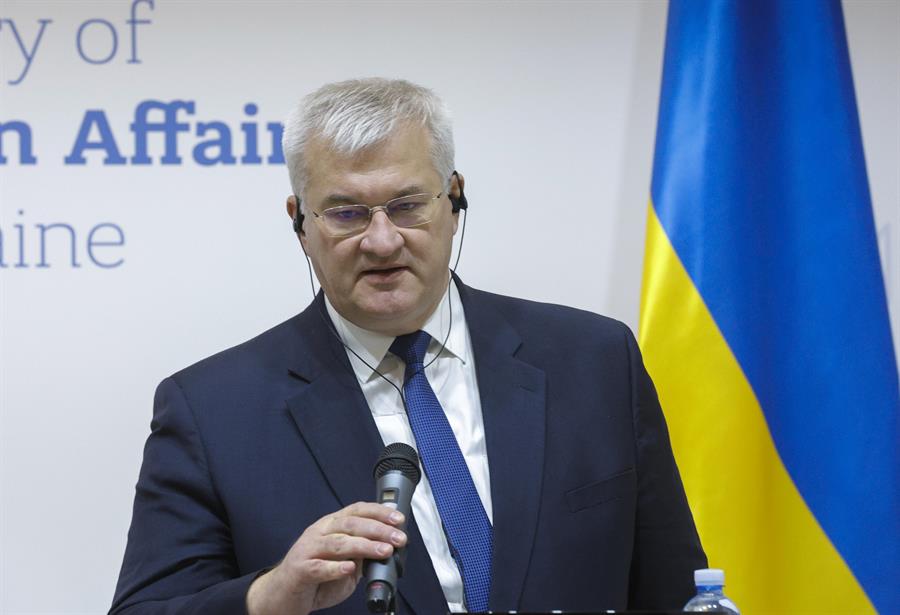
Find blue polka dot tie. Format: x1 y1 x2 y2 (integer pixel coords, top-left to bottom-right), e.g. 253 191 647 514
390 330 492 612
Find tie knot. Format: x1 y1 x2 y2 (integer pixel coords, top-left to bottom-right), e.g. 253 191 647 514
390 329 431 367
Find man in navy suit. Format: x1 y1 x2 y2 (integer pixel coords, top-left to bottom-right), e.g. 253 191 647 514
112 78 706 615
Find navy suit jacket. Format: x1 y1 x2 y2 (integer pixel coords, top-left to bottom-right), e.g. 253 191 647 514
111 282 706 614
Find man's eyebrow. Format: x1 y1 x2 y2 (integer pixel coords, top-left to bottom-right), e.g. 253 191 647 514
391 185 430 198
320 186 432 207
321 194 360 207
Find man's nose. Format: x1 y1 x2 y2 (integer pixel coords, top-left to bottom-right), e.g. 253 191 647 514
360 210 403 256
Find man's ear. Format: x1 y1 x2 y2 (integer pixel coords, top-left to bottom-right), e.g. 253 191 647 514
449 171 466 214
287 195 304 236
452 171 465 196
449 171 466 234
447 171 469 219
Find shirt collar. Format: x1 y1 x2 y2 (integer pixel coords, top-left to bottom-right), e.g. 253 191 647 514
324 276 468 383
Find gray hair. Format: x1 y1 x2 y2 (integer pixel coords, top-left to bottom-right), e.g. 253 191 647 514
282 78 455 199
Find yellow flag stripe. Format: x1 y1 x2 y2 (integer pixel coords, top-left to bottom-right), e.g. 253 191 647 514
638 202 874 614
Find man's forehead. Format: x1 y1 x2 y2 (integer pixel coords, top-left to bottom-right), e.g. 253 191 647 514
304 126 440 196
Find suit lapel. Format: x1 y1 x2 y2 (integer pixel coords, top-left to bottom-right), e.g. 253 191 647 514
283 295 447 615
460 284 547 611
285 369 382 508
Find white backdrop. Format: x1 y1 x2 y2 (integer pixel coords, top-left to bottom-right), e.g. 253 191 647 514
1 1 897 613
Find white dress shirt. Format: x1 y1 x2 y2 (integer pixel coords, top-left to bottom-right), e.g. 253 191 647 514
324 278 492 613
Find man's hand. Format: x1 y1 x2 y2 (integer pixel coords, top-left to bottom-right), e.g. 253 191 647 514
246 502 407 615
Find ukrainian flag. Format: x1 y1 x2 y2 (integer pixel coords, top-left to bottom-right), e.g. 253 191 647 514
639 1 899 613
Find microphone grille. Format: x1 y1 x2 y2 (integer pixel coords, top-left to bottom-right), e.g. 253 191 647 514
374 442 421 484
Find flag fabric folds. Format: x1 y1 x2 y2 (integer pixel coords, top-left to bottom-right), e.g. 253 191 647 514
639 1 899 613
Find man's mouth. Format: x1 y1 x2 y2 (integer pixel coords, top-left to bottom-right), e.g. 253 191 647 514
361 266 408 281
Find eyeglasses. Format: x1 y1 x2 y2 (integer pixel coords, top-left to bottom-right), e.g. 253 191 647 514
310 192 444 237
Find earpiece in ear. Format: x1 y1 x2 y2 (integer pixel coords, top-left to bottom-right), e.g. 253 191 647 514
449 171 468 214
292 195 305 234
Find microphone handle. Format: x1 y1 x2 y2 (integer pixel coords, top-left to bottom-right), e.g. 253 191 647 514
364 470 415 613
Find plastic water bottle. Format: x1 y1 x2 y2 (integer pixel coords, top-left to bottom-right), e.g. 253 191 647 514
683 568 740 613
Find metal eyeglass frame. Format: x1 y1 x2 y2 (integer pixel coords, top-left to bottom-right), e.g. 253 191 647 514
310 192 444 237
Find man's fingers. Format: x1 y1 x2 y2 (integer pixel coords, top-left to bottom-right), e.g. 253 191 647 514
275 502 407 585
290 558 356 584
323 515 407 547
316 533 394 560
340 501 405 525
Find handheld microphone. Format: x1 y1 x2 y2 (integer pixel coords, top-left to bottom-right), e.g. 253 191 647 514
364 443 421 613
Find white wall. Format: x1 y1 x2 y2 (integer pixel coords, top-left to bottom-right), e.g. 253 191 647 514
0 1 896 612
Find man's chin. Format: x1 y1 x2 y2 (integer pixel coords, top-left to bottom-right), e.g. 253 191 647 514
347 291 428 335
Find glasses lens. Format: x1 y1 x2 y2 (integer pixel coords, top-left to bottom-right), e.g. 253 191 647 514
387 194 434 228
322 205 370 235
